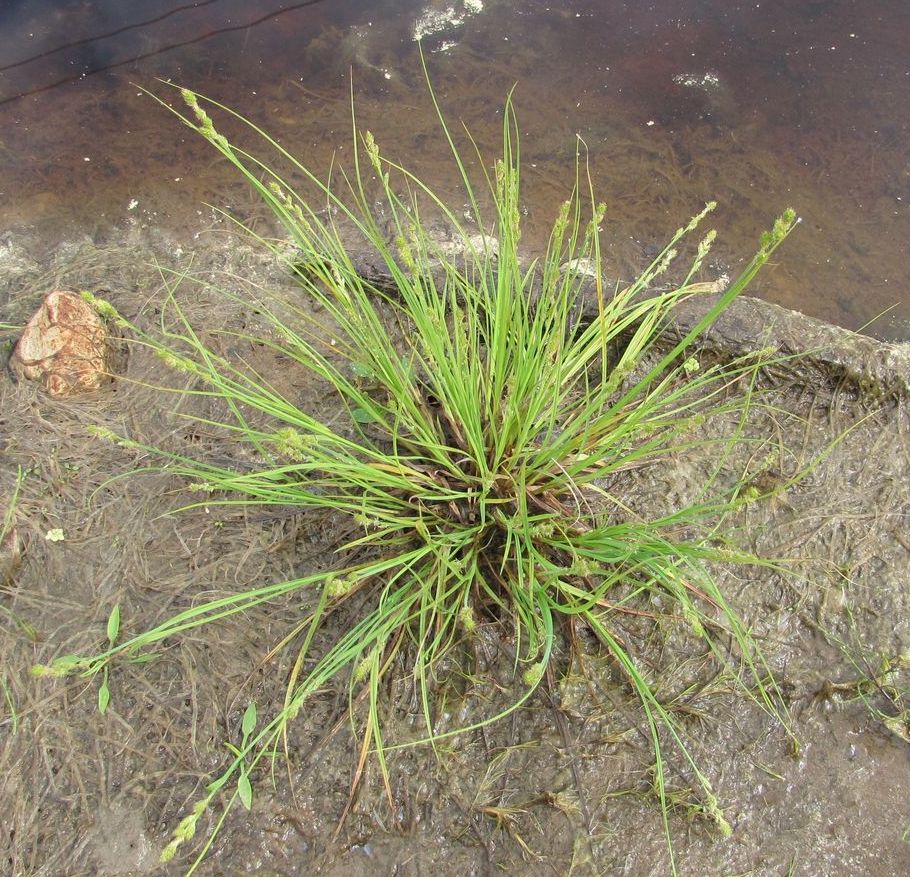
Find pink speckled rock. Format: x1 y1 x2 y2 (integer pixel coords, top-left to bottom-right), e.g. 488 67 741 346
11 291 109 396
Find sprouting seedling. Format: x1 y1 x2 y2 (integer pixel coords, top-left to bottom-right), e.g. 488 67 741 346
225 701 258 810
158 700 257 867
97 603 120 715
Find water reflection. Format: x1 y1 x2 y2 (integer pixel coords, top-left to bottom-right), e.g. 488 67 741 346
0 0 907 338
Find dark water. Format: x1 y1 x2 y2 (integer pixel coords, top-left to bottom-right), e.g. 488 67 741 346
1 0 908 338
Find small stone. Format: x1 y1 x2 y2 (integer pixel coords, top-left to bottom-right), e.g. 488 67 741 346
10 291 110 396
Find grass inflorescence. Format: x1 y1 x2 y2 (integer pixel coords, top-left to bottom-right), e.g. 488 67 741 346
36 74 799 873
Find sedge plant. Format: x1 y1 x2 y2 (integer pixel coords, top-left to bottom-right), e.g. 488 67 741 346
33 78 799 873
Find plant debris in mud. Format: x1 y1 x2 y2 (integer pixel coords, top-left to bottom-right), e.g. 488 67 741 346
32 76 798 874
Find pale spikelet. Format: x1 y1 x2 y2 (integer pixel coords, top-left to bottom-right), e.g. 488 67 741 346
156 348 195 374
522 660 545 687
353 649 377 683
160 795 212 862
271 427 315 462
80 290 128 327
325 574 359 600
363 130 382 174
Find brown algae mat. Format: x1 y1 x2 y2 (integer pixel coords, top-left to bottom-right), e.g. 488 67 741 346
1 226 909 876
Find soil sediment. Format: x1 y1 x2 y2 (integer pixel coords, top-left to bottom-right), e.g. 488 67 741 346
1 224 909 876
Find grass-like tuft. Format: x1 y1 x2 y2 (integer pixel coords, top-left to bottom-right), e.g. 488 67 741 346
38 75 799 874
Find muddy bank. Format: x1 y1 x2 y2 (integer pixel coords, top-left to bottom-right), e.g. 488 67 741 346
1 224 909 876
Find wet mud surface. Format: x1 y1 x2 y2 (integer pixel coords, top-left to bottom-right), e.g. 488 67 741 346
1 221 909 876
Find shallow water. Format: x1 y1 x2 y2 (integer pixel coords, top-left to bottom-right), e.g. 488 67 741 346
1 0 908 338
